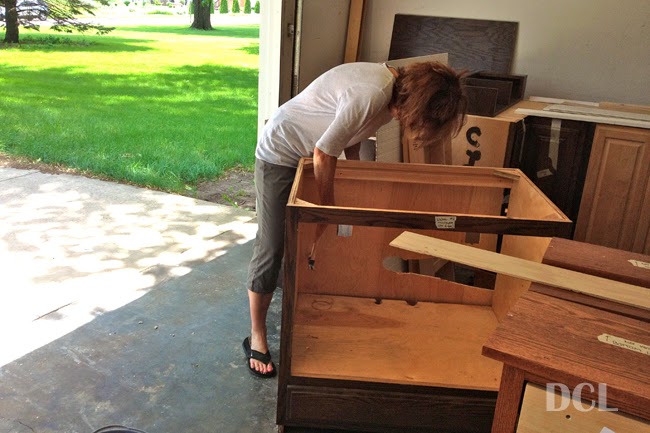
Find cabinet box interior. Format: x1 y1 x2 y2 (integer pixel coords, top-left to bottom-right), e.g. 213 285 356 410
280 159 571 430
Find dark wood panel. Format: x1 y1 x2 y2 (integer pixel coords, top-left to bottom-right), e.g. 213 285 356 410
388 14 518 73
516 117 595 230
283 384 497 433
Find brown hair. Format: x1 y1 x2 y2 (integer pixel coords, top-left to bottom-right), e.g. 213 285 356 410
390 61 467 145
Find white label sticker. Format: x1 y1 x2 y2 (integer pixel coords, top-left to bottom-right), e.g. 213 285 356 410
628 259 650 270
537 168 553 178
600 428 615 433
337 224 352 237
435 216 456 229
598 334 650 356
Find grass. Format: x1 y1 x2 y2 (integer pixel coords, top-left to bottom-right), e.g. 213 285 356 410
0 15 259 194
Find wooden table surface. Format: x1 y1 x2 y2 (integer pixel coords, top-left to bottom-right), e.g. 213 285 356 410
482 290 650 420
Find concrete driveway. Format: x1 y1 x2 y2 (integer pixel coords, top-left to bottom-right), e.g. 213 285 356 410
0 168 290 433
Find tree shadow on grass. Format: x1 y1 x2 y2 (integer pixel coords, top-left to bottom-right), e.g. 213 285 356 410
118 24 259 38
0 34 157 53
0 23 258 53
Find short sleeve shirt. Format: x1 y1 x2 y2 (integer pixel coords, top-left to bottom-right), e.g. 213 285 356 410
255 62 395 167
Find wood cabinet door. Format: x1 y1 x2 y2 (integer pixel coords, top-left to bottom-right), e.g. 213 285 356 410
519 117 594 228
574 125 650 253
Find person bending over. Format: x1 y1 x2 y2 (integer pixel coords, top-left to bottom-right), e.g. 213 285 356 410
243 60 467 378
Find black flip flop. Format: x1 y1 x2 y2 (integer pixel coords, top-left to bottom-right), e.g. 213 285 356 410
242 337 277 379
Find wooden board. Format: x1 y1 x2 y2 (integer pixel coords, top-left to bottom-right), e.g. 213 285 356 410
388 14 518 73
390 232 650 311
291 160 570 237
291 294 503 391
516 384 649 433
544 237 650 288
539 238 650 321
482 291 650 420
343 0 364 63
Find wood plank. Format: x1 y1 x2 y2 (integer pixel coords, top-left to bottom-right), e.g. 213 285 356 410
390 232 650 311
483 292 650 419
516 383 650 433
343 0 364 63
293 206 570 236
543 237 650 288
291 294 502 391
491 365 525 433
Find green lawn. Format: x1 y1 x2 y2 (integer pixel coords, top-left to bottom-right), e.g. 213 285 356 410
0 16 259 194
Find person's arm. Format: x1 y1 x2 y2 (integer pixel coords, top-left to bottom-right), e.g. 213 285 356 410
307 147 338 268
313 147 337 206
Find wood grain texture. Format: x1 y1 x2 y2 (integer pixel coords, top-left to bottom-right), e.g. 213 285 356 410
482 291 650 420
390 232 650 311
296 222 496 303
290 159 571 237
290 294 503 391
516 383 650 433
388 14 518 73
574 125 650 253
490 365 526 433
543 238 650 288
285 384 496 433
343 0 364 63
451 115 514 168
537 238 650 321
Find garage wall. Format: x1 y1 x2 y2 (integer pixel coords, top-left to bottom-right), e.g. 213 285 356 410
358 0 650 105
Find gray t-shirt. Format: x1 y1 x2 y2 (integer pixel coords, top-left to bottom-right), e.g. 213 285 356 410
256 62 395 167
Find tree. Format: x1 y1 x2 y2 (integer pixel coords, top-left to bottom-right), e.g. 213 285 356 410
191 0 213 30
2 0 114 44
219 0 227 13
253 0 259 13
231 0 239 13
243 0 250 14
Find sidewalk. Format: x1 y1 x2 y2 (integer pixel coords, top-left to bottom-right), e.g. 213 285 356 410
0 168 287 433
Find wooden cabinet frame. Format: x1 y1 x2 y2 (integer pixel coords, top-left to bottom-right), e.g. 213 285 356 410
277 159 572 432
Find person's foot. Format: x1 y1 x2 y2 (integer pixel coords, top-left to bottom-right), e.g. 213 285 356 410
243 336 276 378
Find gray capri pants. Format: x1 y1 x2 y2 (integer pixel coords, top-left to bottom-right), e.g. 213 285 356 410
247 158 297 294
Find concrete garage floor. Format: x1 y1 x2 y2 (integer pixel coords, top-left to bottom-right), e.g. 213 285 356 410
0 168 327 433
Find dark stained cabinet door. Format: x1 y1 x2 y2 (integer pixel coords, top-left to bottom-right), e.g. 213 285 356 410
514 117 595 233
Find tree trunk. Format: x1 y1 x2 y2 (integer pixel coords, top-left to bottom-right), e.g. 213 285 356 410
3 0 20 43
191 0 213 30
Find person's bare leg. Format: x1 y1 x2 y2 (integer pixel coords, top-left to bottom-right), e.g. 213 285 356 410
248 290 274 374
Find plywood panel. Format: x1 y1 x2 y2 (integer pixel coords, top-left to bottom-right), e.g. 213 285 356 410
451 115 514 167
516 384 649 433
296 223 495 303
291 294 502 391
388 14 518 73
494 171 567 319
